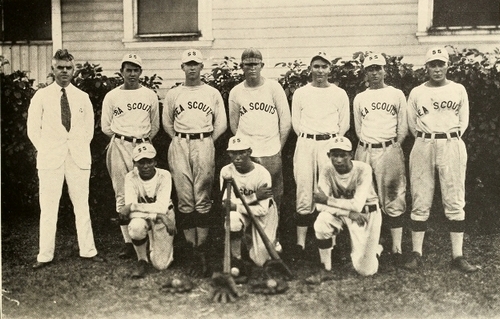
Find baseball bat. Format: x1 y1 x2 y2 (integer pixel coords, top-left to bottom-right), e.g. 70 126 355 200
223 179 232 274
229 179 293 278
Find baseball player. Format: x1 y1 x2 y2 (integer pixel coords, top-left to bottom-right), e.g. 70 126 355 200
353 53 408 266
306 137 382 284
404 47 477 273
220 136 278 268
101 53 160 259
228 48 291 227
291 52 350 260
120 143 176 278
163 49 227 277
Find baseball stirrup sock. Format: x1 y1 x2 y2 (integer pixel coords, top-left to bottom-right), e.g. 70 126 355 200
450 232 464 258
319 248 333 271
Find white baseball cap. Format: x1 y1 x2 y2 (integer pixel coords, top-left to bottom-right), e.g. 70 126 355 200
327 136 352 152
227 136 251 151
121 53 142 68
364 53 386 68
310 51 331 65
182 49 203 63
425 47 449 63
133 143 157 161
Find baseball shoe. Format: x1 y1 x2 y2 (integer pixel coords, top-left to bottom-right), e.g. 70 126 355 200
81 254 106 262
119 243 135 259
451 256 478 273
305 268 336 285
32 261 52 270
403 251 422 271
131 260 148 279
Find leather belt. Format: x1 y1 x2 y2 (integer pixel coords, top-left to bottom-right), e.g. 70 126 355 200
359 140 394 148
364 204 378 213
115 134 150 143
417 131 460 139
300 133 337 141
175 132 212 139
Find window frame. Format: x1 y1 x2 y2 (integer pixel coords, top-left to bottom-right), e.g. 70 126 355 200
122 0 213 48
417 0 500 43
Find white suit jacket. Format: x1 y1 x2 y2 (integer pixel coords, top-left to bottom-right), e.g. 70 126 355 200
27 83 94 170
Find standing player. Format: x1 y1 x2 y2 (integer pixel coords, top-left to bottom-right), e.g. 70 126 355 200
229 48 291 251
163 49 227 276
353 53 408 265
120 143 176 278
306 137 382 283
221 136 278 269
28 49 103 269
101 53 160 259
291 52 350 259
404 47 477 273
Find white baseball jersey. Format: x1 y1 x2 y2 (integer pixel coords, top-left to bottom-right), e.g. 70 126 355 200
101 86 160 138
228 78 291 157
407 81 469 136
353 86 408 143
292 83 350 135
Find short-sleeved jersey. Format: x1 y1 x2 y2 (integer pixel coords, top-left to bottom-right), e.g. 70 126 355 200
101 86 160 138
229 79 291 157
317 161 378 214
292 83 350 135
353 86 408 143
163 84 226 134
220 163 273 217
407 81 469 136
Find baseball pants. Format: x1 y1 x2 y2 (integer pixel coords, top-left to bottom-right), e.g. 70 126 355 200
37 151 98 262
410 137 467 221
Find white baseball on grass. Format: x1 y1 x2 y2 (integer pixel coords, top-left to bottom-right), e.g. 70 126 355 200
230 267 240 277
171 278 182 288
266 279 277 288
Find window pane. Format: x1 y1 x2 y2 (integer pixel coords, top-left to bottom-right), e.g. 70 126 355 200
433 0 500 27
138 0 198 35
1 0 52 41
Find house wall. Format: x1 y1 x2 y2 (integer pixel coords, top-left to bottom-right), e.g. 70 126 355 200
2 0 498 89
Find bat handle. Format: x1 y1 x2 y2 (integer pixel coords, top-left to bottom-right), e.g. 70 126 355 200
223 179 233 274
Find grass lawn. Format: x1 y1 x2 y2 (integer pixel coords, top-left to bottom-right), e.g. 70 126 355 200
2 205 499 319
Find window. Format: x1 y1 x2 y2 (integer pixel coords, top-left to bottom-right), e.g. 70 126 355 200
417 0 500 43
123 0 213 48
1 0 52 42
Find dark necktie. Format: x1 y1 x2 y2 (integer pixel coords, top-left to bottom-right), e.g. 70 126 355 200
61 87 71 131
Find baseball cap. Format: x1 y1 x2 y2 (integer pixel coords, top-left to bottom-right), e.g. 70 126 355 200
327 136 352 152
425 47 449 63
227 136 251 151
182 49 203 63
310 51 331 65
121 53 142 68
241 48 263 64
363 53 386 68
133 143 157 161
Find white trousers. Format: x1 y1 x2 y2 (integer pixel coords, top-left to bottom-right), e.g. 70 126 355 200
37 151 97 262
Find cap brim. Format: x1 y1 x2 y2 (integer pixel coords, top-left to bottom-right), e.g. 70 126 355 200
182 59 203 64
426 57 449 63
310 56 331 64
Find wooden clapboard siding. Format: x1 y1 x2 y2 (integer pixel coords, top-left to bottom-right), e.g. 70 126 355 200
1 44 53 85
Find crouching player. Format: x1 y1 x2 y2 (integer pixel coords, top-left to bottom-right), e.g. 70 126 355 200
120 143 176 278
220 136 278 275
307 137 382 284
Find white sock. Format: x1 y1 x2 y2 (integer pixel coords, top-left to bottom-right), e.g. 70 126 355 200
319 248 332 271
120 225 132 243
411 231 425 255
133 242 148 261
296 226 308 249
391 227 403 254
450 232 464 259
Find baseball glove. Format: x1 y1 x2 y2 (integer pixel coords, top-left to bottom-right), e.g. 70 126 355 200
249 278 289 295
160 277 194 293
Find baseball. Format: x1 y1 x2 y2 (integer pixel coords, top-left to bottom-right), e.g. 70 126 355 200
230 267 240 277
171 278 182 288
266 279 277 288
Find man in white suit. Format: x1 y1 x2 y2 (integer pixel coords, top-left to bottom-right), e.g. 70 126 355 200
27 49 103 269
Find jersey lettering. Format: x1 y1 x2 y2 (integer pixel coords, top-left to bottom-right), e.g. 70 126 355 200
248 102 276 115
127 102 152 112
187 101 214 116
360 107 369 118
138 195 156 203
240 106 248 116
433 100 460 111
333 187 355 199
239 188 255 196
174 104 185 118
113 107 124 116
416 106 429 117
371 101 397 116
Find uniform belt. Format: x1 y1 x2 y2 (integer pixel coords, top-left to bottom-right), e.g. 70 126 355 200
175 132 212 139
115 134 150 143
300 133 337 141
364 204 378 213
359 140 394 148
417 131 460 139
